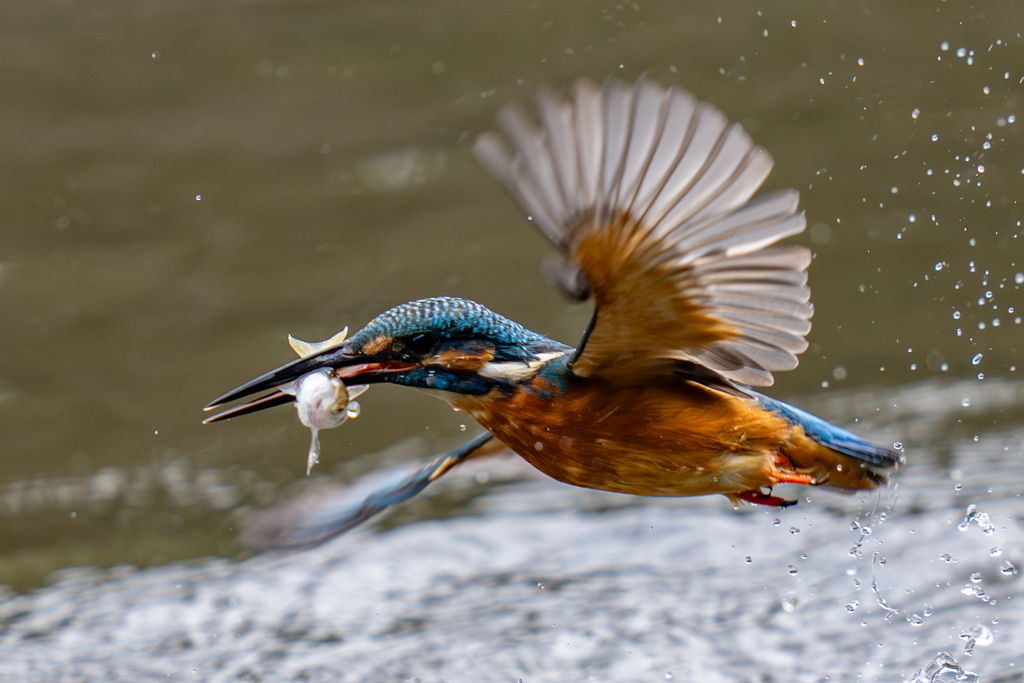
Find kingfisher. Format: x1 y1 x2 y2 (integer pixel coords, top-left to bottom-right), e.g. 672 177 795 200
206 76 900 546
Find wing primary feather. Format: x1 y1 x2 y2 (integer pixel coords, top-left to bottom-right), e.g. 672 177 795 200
474 131 566 246
631 87 700 230
570 79 604 214
614 76 672 225
536 86 585 224
498 106 573 235
598 79 636 225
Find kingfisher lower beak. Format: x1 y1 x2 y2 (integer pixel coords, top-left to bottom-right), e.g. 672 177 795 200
202 344 415 423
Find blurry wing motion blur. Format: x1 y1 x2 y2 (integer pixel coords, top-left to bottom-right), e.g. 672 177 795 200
474 76 812 386
241 431 495 550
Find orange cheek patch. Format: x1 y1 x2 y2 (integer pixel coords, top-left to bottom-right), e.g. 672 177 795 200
431 345 495 371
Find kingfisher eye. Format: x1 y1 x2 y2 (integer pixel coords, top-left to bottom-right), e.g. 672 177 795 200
403 332 437 355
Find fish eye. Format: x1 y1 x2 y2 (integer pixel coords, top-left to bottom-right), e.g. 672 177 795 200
403 332 437 355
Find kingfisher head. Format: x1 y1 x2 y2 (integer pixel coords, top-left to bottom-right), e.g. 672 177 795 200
205 297 572 416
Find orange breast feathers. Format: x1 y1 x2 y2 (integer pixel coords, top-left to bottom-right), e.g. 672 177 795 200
453 376 801 498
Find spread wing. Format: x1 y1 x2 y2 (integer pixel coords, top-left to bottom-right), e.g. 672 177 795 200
473 76 811 386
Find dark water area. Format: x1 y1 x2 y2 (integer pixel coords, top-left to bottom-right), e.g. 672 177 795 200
0 0 1022 680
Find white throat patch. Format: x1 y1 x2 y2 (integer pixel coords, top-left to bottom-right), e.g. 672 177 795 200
478 352 565 382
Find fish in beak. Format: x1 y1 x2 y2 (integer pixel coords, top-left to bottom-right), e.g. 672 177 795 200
203 328 414 473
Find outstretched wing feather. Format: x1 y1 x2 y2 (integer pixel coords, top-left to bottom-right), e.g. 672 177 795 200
474 76 812 385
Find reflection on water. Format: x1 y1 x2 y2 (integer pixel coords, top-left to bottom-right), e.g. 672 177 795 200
0 0 1022 679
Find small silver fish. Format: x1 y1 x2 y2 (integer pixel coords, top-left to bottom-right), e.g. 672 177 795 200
279 328 368 474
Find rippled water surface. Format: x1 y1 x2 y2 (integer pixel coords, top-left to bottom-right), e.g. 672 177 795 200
0 0 1022 680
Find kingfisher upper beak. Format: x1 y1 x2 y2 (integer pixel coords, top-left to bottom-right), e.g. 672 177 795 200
202 342 415 424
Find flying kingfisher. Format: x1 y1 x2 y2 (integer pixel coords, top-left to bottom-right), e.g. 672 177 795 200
205 76 900 547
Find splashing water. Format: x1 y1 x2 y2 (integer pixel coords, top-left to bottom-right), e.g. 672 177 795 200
958 504 996 534
960 625 994 657
909 651 979 682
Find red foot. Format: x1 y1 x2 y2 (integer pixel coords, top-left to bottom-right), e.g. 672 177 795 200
737 489 798 508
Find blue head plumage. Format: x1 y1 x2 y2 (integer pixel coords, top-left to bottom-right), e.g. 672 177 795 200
348 297 557 357
345 297 571 394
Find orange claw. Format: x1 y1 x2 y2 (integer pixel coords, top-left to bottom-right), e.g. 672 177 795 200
771 454 817 486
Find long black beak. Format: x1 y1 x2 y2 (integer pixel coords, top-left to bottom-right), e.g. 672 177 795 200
202 344 416 424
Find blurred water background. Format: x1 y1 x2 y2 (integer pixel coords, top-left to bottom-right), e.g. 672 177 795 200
0 0 1022 680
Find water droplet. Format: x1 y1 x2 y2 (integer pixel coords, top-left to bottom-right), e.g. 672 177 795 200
789 527 800 534
956 47 967 57
953 310 961 319
931 133 939 142
890 186 899 194
345 401 361 419
1015 273 1024 284
665 674 673 681
781 592 798 612
788 565 798 576
959 504 978 530
923 605 933 617
972 353 983 365
893 441 904 451
195 194 202 201
908 613 923 626
846 600 859 612
939 553 954 562
974 626 994 647
911 109 920 120
970 572 982 584
940 41 950 51
459 424 466 431
961 398 971 408
990 547 1003 556
151 51 160 59
537 582 545 589
1000 561 1017 575
954 483 963 491
860 526 872 536
961 584 991 602
850 520 861 531
744 556 752 564
773 518 780 527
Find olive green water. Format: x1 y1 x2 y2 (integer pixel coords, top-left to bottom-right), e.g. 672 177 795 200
0 1 1022 680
